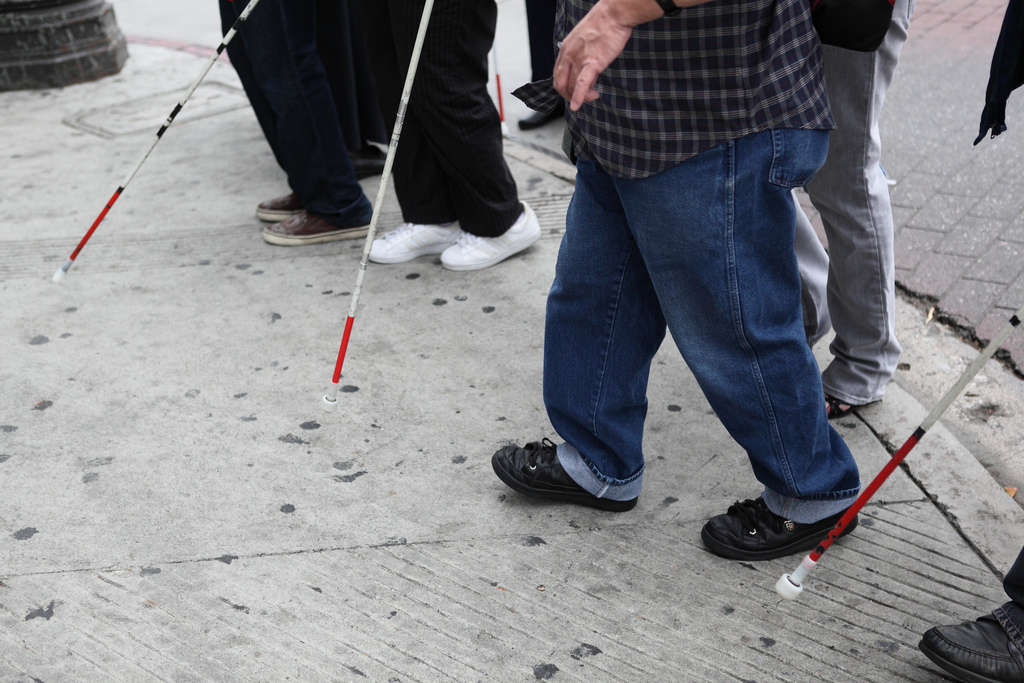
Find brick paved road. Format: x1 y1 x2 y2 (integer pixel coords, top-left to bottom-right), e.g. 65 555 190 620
880 0 1024 366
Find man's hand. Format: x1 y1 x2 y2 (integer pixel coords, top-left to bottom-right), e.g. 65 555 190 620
553 0 711 111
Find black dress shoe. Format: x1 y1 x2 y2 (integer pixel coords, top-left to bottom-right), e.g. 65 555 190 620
349 146 386 180
701 497 857 561
491 439 637 512
517 102 566 131
920 614 1024 683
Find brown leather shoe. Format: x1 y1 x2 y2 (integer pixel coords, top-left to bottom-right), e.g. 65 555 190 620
256 192 303 222
262 211 369 246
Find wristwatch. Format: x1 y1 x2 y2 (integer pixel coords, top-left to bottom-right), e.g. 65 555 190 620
653 0 682 15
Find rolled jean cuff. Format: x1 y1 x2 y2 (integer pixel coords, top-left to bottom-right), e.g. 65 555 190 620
762 486 860 524
557 442 644 501
994 602 1024 651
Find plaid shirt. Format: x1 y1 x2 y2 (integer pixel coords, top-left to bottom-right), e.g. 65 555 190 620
514 0 834 179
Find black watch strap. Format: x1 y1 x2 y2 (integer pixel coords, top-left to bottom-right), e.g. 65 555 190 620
653 0 682 15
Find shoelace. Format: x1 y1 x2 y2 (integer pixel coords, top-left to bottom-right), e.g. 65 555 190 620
525 438 559 469
382 223 422 241
726 498 787 535
454 232 486 252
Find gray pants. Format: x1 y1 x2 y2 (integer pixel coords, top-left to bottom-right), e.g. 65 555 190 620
796 0 914 406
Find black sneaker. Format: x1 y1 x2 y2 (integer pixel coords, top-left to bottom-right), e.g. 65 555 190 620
701 497 857 561
491 439 637 512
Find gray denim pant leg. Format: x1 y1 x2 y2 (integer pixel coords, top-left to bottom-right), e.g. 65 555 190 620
794 0 914 405
796 197 831 348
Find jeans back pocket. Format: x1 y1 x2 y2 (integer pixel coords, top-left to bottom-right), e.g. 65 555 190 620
768 129 830 189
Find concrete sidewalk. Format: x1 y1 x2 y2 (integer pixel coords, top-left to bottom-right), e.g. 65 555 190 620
2 2 1024 681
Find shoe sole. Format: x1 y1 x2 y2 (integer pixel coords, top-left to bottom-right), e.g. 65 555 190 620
256 208 303 223
491 453 636 512
918 639 1004 683
368 244 455 264
262 226 369 246
700 515 858 561
441 230 541 271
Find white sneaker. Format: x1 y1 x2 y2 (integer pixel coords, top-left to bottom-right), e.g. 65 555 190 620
368 222 462 264
440 203 541 271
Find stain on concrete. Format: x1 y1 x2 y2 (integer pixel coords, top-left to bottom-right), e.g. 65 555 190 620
334 460 355 471
300 421 321 430
185 389 200 398
334 471 367 483
483 306 495 313
217 555 239 565
524 536 547 547
269 313 282 324
0 426 16 432
343 665 367 678
239 416 257 422
60 333 73 338
234 393 247 399
570 644 602 660
384 537 407 546
66 307 78 313
220 597 249 613
14 527 37 540
722 606 735 615
279 434 310 445
454 295 467 301
341 385 359 393
451 455 467 464
876 640 900 654
86 457 113 467
29 336 49 345
760 637 776 647
82 472 99 484
251 270 264 276
406 273 420 280
668 405 682 412
661 496 679 507
533 664 559 680
310 586 322 593
280 504 296 513
25 601 55 621
967 402 1006 422
0 455 10 464
140 567 161 576
235 264 251 270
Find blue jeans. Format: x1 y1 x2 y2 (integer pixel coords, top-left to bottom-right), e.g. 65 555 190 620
995 546 1024 648
544 129 861 523
219 0 372 228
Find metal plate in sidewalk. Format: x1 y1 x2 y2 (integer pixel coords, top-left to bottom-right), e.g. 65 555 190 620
62 81 249 139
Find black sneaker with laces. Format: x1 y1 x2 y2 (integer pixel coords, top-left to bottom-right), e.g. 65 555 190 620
701 497 857 561
491 439 637 512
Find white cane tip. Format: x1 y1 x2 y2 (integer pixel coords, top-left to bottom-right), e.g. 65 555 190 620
52 269 65 284
775 574 804 601
321 395 338 413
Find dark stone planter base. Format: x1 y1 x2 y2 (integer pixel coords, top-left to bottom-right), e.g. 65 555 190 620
0 0 128 91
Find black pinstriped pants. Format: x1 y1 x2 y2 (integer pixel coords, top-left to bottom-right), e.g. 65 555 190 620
358 0 522 237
